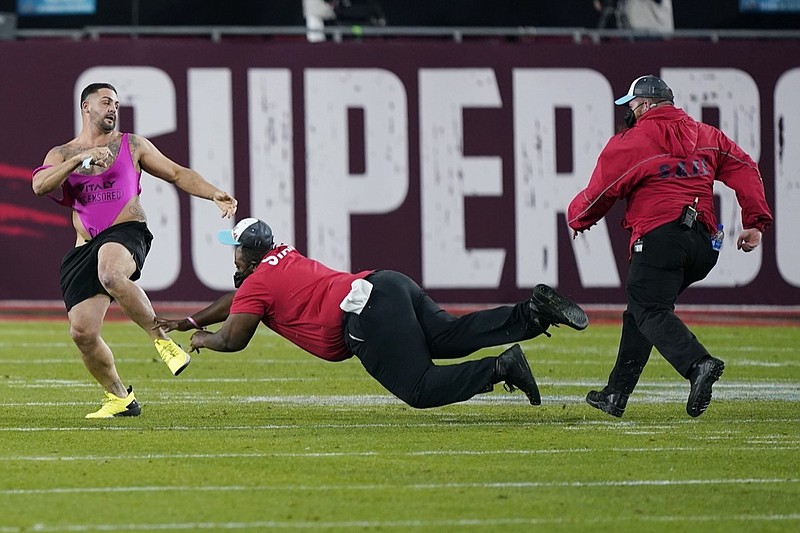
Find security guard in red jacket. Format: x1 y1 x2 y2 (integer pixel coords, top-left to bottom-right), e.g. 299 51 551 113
157 218 590 410
568 75 773 418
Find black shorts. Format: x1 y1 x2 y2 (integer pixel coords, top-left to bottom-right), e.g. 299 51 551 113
59 221 153 312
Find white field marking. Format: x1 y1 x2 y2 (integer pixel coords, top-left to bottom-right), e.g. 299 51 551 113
6 377 318 387
6 378 795 389
1 478 798 497
747 440 800 446
2 380 800 408
535 350 800 363
2 515 800 533
0 342 73 348
0 420 586 432
724 346 798 353
7 387 796 408
1 417 799 434
2 382 800 406
4 353 799 365
528 344 798 355
549 381 800 390
150 377 319 383
532 356 800 367
4 444 800 463
0 359 85 365
4 377 317 386
4 379 93 386
6 358 800 377
227 383 800 404
0 358 324 365
736 359 800 367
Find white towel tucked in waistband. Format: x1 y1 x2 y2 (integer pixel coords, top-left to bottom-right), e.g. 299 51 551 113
339 278 373 315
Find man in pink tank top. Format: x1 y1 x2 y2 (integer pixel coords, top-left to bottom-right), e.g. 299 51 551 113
32 83 238 418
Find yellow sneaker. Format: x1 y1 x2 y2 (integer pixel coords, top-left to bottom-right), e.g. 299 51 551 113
85 386 141 419
154 338 191 376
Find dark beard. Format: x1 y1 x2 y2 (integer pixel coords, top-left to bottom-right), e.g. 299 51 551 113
96 114 116 133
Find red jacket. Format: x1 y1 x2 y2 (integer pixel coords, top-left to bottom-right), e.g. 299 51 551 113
567 105 772 252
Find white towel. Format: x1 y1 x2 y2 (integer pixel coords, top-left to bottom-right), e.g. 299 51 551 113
339 278 373 315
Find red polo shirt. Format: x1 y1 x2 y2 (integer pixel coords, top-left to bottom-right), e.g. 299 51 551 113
230 244 372 361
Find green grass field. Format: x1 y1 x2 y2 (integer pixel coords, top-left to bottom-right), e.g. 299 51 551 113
0 318 798 532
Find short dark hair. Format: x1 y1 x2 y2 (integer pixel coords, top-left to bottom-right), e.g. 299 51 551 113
80 83 117 105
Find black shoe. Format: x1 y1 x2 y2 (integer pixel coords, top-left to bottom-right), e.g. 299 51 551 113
586 387 628 418
495 344 541 405
529 284 589 331
686 356 725 417
119 397 142 417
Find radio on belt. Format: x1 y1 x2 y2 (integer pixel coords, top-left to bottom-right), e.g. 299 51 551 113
680 196 699 229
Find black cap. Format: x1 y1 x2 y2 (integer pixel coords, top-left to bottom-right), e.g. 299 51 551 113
615 75 674 106
217 218 274 251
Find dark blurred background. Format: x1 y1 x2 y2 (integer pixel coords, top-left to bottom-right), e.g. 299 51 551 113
2 0 799 30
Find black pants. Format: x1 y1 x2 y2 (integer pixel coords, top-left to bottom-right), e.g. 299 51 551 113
606 221 719 395
343 270 545 408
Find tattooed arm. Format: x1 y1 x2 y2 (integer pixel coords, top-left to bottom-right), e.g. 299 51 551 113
132 134 238 218
32 143 114 196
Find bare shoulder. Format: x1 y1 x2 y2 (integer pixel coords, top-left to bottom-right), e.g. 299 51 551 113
127 133 155 151
127 132 141 148
127 133 159 159
43 142 78 165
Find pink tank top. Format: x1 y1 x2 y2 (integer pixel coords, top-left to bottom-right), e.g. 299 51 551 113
39 133 142 238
